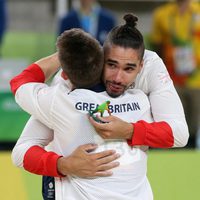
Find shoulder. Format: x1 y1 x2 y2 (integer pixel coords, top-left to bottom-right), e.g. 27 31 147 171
124 89 150 109
126 89 147 98
16 82 50 94
143 49 166 72
124 89 148 104
143 49 160 62
135 50 172 93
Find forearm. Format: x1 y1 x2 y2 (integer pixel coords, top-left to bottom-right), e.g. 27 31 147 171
11 117 61 176
148 84 189 147
143 56 189 148
10 53 60 95
10 63 45 94
23 145 63 177
35 53 60 81
128 120 174 148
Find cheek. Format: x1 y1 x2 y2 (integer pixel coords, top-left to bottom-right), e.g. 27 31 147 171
102 68 109 83
103 68 112 80
126 73 138 85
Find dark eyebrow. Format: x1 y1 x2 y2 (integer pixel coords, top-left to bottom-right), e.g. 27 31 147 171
127 63 137 68
106 59 118 64
106 59 137 68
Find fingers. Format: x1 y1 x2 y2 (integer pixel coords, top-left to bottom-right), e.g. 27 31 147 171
92 149 117 159
62 145 120 178
89 116 109 130
78 144 118 161
94 171 113 177
94 162 120 177
96 152 120 165
89 116 103 126
96 115 111 123
97 161 120 172
89 117 112 139
90 150 120 176
79 143 98 152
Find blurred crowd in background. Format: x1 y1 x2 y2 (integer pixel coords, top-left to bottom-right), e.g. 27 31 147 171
0 0 200 149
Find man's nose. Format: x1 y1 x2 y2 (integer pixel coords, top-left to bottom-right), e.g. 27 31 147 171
113 70 123 83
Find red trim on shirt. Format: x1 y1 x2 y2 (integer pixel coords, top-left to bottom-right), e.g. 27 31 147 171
10 63 45 95
127 120 174 148
23 146 64 177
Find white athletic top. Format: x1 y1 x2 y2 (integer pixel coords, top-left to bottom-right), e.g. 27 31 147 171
136 50 188 147
15 81 153 200
12 49 189 199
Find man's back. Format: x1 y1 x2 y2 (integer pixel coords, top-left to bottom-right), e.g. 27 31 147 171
15 81 153 200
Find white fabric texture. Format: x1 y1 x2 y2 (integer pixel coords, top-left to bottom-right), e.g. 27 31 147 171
15 81 153 200
12 50 189 199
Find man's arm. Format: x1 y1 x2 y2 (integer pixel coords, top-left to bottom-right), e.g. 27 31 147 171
10 54 62 127
11 54 120 177
10 53 60 95
11 116 54 168
89 52 189 148
35 53 61 81
11 116 63 177
143 53 189 147
89 115 174 148
57 144 120 177
12 117 119 177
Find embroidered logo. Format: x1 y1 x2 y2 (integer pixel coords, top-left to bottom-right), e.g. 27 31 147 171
158 72 171 84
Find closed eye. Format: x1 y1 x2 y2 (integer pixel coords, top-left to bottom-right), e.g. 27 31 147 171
106 61 117 69
108 63 115 67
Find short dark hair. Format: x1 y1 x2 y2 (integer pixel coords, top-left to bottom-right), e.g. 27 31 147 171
103 13 145 61
56 28 104 88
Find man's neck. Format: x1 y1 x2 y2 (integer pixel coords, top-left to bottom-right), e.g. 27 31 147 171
71 82 105 93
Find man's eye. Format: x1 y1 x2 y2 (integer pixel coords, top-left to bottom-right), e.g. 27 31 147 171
126 67 134 72
108 63 115 68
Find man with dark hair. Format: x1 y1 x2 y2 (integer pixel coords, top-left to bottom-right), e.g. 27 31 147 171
90 14 188 147
57 29 103 88
11 13 188 200
11 23 154 199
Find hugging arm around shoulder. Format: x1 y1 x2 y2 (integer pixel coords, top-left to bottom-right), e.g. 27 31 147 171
130 52 189 148
10 63 63 177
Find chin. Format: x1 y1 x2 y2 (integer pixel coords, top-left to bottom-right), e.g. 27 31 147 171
107 91 122 98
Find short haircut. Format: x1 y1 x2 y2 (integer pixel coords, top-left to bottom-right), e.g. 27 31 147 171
57 28 104 88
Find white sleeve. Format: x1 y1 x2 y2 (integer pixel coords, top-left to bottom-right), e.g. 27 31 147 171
140 52 189 147
11 116 53 168
15 83 55 129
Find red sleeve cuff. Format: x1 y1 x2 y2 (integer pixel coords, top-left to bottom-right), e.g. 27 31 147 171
23 146 64 177
10 63 45 94
127 120 174 148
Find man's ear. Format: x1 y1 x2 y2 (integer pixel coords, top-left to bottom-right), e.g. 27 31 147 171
61 71 68 80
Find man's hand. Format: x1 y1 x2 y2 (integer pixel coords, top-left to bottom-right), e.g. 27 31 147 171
89 115 133 140
57 144 120 178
